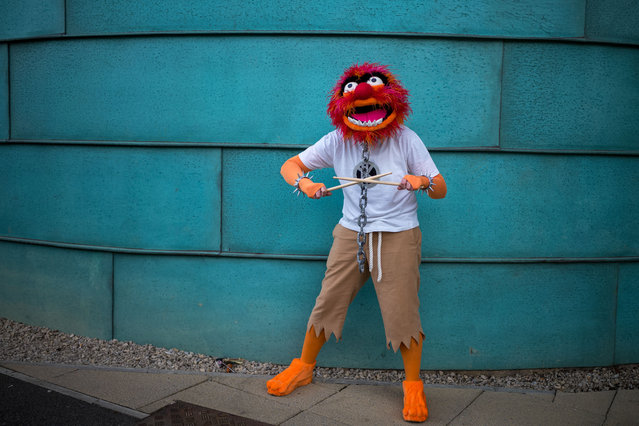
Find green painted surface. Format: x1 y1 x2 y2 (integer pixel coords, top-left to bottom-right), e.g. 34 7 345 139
420 263 617 369
10 37 501 147
501 42 639 152
0 241 113 339
66 0 586 39
223 150 639 259
113 255 327 363
0 44 7 140
221 149 343 255
113 254 619 369
0 0 65 41
0 145 222 250
422 153 639 258
586 0 639 45
616 263 639 364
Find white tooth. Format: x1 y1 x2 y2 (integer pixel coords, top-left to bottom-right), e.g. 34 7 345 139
348 117 385 127
349 117 365 126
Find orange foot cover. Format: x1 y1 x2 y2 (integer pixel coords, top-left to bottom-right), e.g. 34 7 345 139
402 380 428 422
266 358 316 396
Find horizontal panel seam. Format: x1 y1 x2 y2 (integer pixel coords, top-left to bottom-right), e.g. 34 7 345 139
3 140 639 156
1 236 638 263
2 31 637 48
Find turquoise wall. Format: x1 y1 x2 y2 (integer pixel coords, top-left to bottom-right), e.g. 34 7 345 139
1 0 638 370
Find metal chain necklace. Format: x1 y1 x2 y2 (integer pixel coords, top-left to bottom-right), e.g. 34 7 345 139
356 143 370 273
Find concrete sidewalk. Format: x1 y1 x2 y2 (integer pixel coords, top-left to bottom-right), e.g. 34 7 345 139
1 361 637 425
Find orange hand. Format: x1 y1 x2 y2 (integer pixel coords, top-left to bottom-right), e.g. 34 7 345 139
280 155 331 199
298 179 331 199
398 174 447 199
398 175 429 191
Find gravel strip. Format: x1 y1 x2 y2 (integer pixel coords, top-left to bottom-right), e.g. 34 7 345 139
1 317 637 393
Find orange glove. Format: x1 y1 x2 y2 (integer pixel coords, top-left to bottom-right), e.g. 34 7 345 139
400 174 447 199
280 155 329 198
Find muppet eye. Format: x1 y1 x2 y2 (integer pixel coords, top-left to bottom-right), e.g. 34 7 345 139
344 81 358 93
367 76 384 87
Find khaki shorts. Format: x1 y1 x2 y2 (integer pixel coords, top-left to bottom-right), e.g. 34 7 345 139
307 224 424 352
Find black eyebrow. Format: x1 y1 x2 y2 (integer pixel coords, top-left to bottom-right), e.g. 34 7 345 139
340 72 388 94
340 79 358 95
365 72 388 84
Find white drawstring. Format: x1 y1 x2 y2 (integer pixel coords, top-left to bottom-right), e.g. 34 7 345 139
377 232 382 281
368 231 383 281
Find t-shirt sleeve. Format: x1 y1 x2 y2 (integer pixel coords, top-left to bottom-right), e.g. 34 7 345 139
406 131 440 178
298 132 336 170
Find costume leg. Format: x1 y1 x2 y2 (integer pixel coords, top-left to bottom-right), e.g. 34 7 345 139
401 337 428 422
267 225 367 397
301 326 327 364
368 227 423 352
266 357 316 396
307 224 370 341
400 337 423 381
368 228 428 422
403 379 428 422
266 326 327 396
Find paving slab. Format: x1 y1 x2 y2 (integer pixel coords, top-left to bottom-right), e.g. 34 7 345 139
308 383 406 425
1 361 79 381
0 371 138 426
424 387 484 425
282 410 351 426
554 390 616 416
306 383 484 426
39 368 209 411
604 389 639 426
211 375 346 411
450 390 603 426
139 378 305 425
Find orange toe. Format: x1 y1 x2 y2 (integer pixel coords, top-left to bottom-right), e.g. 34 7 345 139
266 358 315 396
402 380 428 422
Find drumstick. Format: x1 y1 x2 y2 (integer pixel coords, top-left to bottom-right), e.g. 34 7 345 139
334 176 401 186
326 172 393 192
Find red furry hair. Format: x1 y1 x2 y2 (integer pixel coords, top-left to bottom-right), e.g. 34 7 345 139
327 63 411 145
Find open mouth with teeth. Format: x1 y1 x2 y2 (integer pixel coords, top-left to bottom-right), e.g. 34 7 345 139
343 102 397 132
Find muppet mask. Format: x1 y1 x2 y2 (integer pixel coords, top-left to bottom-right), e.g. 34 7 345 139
327 62 411 146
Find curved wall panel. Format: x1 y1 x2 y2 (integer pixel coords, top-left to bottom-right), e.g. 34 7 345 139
113 255 618 369
10 36 501 148
586 0 639 45
65 0 586 39
0 242 113 339
0 0 65 41
223 150 639 258
501 43 639 151
0 145 221 250
617 263 639 364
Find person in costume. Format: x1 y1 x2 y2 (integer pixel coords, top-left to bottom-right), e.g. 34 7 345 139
267 62 447 423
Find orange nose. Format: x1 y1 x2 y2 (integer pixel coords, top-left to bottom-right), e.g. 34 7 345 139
353 82 373 99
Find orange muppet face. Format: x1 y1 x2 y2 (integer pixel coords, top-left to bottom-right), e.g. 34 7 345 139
327 63 411 145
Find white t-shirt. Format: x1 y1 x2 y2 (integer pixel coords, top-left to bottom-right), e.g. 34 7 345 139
299 126 440 233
